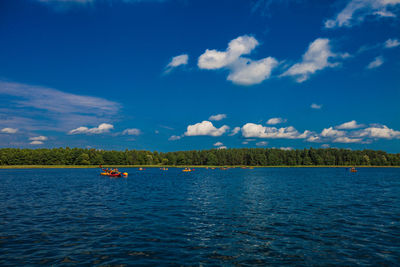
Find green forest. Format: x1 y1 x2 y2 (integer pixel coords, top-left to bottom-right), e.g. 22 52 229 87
0 147 399 166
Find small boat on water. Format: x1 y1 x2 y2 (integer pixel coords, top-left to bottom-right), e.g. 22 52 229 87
350 167 357 173
182 168 193 172
99 165 128 178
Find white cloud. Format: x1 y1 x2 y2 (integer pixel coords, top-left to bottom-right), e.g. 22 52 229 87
227 57 278 85
29 136 48 141
309 127 360 143
198 35 259 69
311 103 322 109
1 128 18 134
0 82 117 114
213 141 224 146
69 123 114 134
333 137 364 143
320 127 346 138
324 0 400 29
281 38 347 82
306 123 400 144
122 128 141 135
30 140 44 145
336 120 365 129
198 35 278 85
165 54 188 73
385 38 400 48
280 147 293 151
241 123 310 139
185 121 229 137
217 146 227 150
321 144 330 148
266 117 286 125
307 135 321 143
0 81 120 132
353 125 400 139
367 56 384 69
209 114 227 121
168 135 182 141
256 141 268 146
229 127 241 136
242 141 249 144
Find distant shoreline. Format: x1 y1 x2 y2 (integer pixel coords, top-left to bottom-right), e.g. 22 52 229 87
1 165 399 169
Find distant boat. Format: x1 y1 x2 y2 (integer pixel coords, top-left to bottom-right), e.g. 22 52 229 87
182 168 193 172
350 167 357 173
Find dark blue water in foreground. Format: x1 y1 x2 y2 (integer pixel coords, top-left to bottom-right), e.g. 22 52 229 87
1 168 399 266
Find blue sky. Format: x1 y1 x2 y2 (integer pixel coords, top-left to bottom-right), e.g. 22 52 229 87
0 0 399 152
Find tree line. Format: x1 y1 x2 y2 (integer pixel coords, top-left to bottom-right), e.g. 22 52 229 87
0 147 399 166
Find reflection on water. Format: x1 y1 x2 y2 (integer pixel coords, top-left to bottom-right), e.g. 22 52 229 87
0 167 399 265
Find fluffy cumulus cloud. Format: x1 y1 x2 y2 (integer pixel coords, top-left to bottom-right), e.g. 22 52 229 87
306 123 400 144
198 35 278 85
165 54 188 73
307 135 321 143
311 103 322 109
229 127 241 136
29 136 48 141
227 57 278 85
213 141 224 147
385 38 400 48
30 141 44 145
325 0 400 29
354 125 400 139
209 114 227 121
266 117 286 125
241 123 310 139
320 127 346 138
29 135 48 145
367 56 384 69
185 121 229 137
281 38 348 82
198 35 259 69
1 128 18 134
168 135 182 141
307 126 363 143
69 123 114 134
122 128 141 135
336 120 365 129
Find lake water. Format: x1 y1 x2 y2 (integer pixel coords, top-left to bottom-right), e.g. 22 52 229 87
0 167 399 265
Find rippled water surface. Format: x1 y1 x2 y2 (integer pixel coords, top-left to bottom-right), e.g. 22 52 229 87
1 167 400 265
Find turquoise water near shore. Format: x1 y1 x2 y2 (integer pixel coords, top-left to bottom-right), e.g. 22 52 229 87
1 167 399 265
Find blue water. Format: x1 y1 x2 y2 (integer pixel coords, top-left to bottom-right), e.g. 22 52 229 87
0 167 399 266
